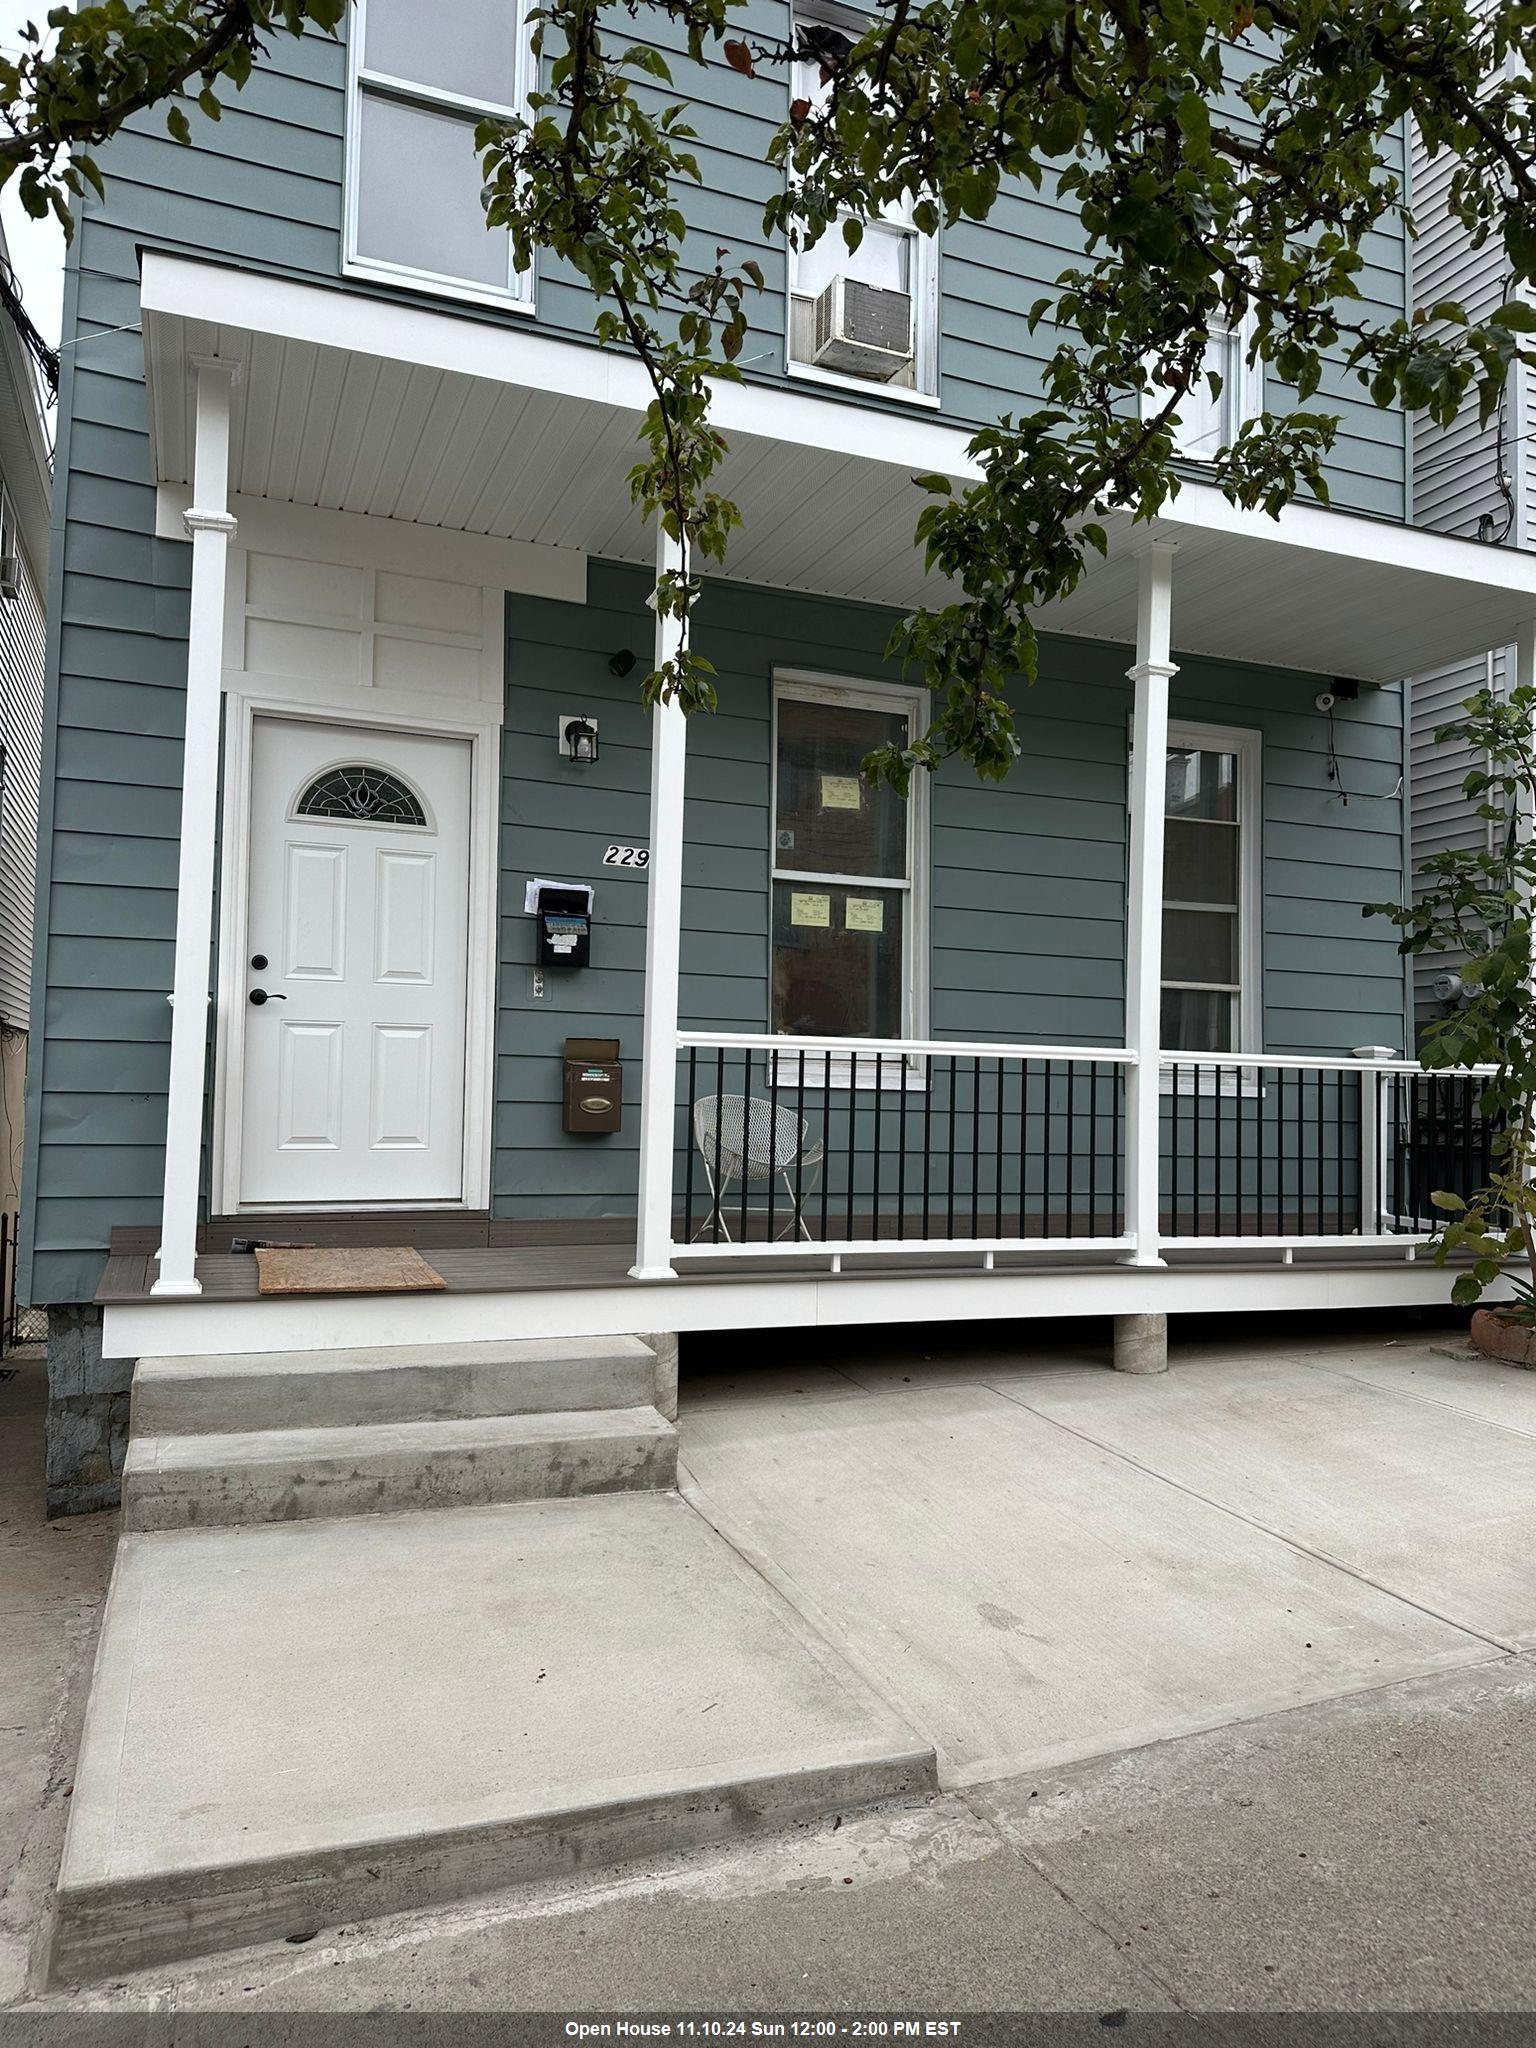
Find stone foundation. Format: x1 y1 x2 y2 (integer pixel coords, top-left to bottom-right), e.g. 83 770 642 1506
45 1305 132 1518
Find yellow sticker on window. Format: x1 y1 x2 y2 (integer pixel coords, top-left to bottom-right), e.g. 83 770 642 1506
789 892 831 928
820 774 862 811
845 897 884 933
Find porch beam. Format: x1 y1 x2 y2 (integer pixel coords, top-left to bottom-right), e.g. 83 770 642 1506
630 525 687 1281
152 358 238 1298
1121 541 1178 1269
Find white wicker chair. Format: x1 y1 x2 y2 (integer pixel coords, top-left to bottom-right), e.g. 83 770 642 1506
691 1093 825 1241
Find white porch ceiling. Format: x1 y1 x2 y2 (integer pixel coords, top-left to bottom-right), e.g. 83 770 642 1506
141 254 1536 683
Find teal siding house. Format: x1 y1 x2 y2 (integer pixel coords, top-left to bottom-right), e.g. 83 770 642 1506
24 2 1536 1512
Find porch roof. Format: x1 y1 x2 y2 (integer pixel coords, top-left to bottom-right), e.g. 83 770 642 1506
141 250 1536 683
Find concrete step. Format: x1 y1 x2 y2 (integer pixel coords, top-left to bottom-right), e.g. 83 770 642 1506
131 1335 663 1437
50 1492 935 1982
121 1406 678 1531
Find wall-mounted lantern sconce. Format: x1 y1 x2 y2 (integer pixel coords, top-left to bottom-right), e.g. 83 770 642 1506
607 647 638 678
559 714 600 765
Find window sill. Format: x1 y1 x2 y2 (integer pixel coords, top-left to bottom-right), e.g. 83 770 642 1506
785 360 942 410
342 253 538 321
1159 1067 1264 1099
770 1051 927 1093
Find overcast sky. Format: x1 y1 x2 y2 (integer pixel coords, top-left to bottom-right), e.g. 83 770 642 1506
0 0 69 370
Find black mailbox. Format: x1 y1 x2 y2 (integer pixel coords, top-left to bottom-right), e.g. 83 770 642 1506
564 1037 622 1135
537 885 592 969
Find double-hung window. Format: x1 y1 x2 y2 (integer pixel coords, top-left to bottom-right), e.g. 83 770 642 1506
1161 722 1260 1052
786 3 939 400
771 673 926 1065
1143 318 1263 463
346 0 534 309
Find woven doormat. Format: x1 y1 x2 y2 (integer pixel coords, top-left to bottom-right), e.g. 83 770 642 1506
254 1246 448 1296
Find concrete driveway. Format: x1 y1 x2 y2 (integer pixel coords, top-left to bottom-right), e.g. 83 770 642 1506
679 1328 1536 1786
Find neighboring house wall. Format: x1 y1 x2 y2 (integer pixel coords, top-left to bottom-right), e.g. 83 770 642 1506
500 562 1410 1220
1406 118 1530 1038
0 525 46 1208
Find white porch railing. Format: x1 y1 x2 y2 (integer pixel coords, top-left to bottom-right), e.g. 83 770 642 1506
659 1036 1499 1270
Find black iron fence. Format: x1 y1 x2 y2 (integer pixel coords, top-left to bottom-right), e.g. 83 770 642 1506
1159 1058 1499 1241
676 1037 1131 1249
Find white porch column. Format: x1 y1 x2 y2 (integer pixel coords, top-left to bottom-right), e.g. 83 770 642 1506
152 358 238 1297
630 524 687 1281
1121 541 1178 1268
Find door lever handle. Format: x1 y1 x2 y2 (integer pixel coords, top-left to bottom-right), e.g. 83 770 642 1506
248 989 287 1006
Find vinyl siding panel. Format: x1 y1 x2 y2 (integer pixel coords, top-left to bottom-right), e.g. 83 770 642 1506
496 559 1409 1221
0 508 45 1030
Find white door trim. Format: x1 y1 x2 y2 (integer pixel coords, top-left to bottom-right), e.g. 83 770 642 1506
213 686 500 1214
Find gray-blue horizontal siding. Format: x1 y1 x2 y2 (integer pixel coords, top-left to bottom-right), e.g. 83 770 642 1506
80 10 1406 519
497 559 1409 1220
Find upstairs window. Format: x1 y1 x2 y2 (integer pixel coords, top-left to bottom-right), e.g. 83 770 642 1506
786 3 938 401
346 0 534 308
1160 722 1260 1052
1144 320 1263 463
771 673 926 1054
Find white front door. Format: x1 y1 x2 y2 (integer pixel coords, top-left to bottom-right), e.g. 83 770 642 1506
238 717 472 1207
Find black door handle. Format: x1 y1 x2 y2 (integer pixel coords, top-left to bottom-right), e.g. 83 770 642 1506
248 989 287 1006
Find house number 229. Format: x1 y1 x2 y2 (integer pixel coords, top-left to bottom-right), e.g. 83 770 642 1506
602 844 650 869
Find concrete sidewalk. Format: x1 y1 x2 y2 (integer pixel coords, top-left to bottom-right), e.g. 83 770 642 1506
44 1646 1536 2012
10 1320 1536 2009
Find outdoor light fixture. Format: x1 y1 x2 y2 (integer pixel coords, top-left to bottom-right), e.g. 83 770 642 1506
560 715 600 765
607 647 638 677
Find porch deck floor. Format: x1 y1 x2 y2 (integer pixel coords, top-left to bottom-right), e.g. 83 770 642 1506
95 1236 1432 1307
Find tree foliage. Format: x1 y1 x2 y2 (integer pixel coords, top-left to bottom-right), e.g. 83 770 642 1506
6 2 1536 786
1369 685 1536 1311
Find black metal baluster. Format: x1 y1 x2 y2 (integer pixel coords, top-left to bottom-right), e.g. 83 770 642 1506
873 1052 883 1242
1460 1071 1474 1214
684 1047 697 1242
1112 1061 1123 1237
1042 1059 1054 1240
922 1050 933 1241
897 1053 908 1242
794 1051 807 1243
1065 1060 1077 1237
712 1046 727 1243
767 1039 780 1243
821 1052 832 1245
970 1058 982 1241
739 1050 751 1245
1088 1062 1100 1237
845 1052 856 1243
995 1057 1005 1239
1192 1059 1203 1236
1170 1061 1182 1237
1335 1068 1346 1236
947 1056 958 1240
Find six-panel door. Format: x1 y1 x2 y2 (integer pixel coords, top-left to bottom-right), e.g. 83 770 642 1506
238 717 472 1207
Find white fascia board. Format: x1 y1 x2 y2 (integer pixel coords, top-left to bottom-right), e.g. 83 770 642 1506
1153 478 1536 601
155 483 587 604
139 250 1536 607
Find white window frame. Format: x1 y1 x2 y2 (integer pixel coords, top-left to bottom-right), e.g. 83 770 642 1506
783 0 940 409
1142 314 1264 464
1160 717 1263 1074
769 667 930 1089
344 0 537 314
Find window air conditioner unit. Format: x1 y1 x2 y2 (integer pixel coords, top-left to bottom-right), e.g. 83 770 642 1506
811 276 913 381
0 555 19 602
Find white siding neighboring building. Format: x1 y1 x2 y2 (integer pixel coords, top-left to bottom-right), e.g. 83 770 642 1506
1408 116 1529 1036
0 222 52 1215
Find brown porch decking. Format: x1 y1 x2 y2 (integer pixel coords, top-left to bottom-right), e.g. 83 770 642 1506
95 1212 1443 1309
